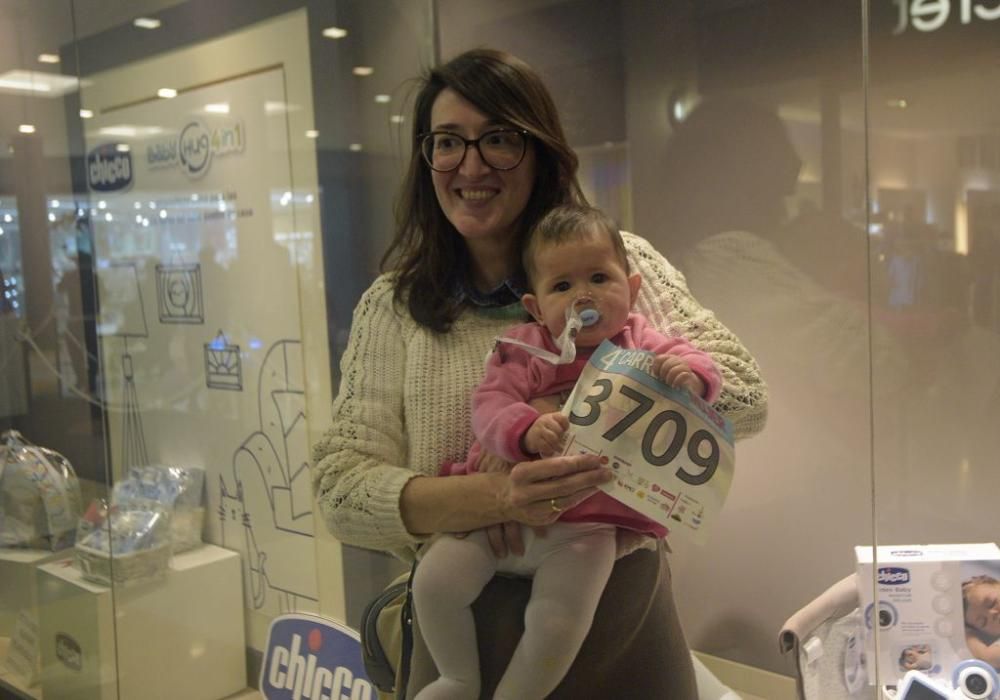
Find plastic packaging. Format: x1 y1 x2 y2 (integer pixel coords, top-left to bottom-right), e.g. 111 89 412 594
0 430 82 551
113 465 205 552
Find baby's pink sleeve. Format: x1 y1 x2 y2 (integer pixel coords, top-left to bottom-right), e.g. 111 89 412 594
471 349 540 463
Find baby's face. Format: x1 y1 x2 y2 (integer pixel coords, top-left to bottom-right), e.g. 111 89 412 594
902 644 931 670
965 582 1000 637
524 229 637 347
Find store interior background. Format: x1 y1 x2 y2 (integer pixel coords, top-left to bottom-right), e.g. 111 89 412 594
1 0 998 693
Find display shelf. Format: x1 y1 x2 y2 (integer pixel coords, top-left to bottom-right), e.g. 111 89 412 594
36 544 246 700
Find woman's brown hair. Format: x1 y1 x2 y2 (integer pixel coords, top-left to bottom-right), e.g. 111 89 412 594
382 48 587 332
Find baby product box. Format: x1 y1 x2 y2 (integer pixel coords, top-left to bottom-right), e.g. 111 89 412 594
855 543 1000 687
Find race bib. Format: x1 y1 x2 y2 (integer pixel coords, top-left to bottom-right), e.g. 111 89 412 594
561 340 735 545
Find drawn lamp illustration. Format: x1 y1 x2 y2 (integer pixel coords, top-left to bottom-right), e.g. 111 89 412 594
97 263 150 471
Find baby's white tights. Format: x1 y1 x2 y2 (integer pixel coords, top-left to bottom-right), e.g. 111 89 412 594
412 522 617 700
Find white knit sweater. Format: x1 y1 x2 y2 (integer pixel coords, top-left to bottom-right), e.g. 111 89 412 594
311 232 767 561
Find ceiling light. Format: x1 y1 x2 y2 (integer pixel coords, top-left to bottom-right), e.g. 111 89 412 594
887 98 908 109
96 125 165 138
390 115 405 124
133 17 161 29
352 66 374 77
0 70 81 97
79 109 94 119
265 101 301 114
18 124 36 134
374 94 391 104
157 88 177 99
37 53 60 64
305 129 319 139
322 26 348 39
204 103 229 114
116 144 131 153
349 143 362 152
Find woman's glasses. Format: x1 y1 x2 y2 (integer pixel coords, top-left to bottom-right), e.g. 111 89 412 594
419 128 529 172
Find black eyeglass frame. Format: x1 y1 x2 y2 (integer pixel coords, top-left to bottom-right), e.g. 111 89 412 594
417 128 531 173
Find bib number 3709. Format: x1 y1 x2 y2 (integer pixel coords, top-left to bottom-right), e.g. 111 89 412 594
568 378 720 486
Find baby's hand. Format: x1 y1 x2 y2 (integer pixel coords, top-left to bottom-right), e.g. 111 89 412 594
652 353 705 397
523 412 570 457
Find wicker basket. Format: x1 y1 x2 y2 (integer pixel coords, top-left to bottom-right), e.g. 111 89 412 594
74 541 171 587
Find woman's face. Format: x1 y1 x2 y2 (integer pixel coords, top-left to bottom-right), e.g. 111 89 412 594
965 582 1000 638
428 88 537 251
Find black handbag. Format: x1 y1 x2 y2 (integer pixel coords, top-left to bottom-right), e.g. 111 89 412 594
360 563 416 699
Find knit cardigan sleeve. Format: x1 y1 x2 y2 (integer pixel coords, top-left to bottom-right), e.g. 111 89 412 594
310 275 422 555
622 232 767 439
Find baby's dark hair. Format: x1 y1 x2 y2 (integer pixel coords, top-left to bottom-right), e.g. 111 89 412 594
522 204 629 287
962 575 1000 620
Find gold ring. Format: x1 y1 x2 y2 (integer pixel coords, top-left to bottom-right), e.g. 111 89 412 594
550 498 563 513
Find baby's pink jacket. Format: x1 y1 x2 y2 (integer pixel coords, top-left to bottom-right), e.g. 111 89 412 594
445 313 722 537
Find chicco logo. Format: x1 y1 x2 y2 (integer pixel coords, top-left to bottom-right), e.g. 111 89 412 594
878 567 911 585
87 143 133 192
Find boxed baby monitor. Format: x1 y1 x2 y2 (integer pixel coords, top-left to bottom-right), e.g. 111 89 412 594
855 543 1000 689
0 430 82 551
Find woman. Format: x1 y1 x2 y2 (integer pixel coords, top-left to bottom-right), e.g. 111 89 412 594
312 48 767 698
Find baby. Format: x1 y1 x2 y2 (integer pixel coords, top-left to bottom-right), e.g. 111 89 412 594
411 204 722 700
963 575 1000 670
898 643 934 672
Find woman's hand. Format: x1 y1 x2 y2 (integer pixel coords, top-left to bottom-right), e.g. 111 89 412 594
400 452 610 539
474 451 525 558
496 452 611 527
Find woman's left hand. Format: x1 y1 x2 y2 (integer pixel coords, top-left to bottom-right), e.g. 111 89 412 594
475 451 525 557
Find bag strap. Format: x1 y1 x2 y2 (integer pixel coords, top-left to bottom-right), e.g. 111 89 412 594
396 560 418 700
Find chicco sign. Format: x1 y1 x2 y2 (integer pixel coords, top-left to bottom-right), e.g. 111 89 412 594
893 0 1000 34
260 614 374 700
87 143 133 192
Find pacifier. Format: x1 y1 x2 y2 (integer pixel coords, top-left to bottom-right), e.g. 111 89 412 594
550 299 600 361
579 309 600 326
490 298 600 366
576 297 601 328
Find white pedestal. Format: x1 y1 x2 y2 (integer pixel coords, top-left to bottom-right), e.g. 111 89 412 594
37 544 246 700
0 547 70 637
